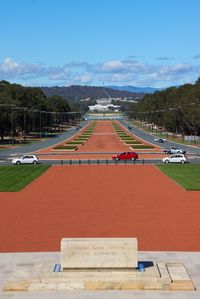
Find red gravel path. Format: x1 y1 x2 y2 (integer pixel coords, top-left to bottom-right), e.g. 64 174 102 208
0 165 200 252
37 120 162 158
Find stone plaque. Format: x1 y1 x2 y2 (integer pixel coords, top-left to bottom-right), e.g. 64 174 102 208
61 238 138 269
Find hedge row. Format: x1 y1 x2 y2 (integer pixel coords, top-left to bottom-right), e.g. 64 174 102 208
53 145 78 150
124 141 142 145
52 122 96 151
67 141 84 145
130 145 155 149
120 136 135 140
112 122 155 150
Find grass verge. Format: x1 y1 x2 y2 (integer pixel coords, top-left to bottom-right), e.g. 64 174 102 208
0 165 51 192
156 164 200 190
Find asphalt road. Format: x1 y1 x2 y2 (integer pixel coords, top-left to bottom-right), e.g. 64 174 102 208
1 158 199 166
0 119 200 165
121 119 200 156
0 121 88 158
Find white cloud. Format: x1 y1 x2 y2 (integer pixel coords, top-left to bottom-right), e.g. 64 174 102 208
168 63 194 73
74 74 93 84
0 58 45 78
0 57 199 88
100 60 146 73
47 67 70 80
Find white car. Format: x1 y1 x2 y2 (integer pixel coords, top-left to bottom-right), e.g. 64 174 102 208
162 154 187 164
12 155 39 165
154 137 166 143
163 147 186 154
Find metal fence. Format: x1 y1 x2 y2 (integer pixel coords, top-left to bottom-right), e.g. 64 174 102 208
52 159 154 165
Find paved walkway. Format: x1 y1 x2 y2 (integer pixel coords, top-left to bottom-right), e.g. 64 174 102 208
0 251 200 298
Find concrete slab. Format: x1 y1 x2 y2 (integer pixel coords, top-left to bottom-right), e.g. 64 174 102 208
0 251 199 298
61 238 138 269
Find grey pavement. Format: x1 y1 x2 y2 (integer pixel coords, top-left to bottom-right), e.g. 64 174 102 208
0 251 200 298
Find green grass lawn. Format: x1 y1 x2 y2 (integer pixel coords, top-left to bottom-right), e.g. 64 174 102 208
0 165 51 192
157 164 200 190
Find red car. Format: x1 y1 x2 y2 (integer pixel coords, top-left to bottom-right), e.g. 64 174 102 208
112 152 138 161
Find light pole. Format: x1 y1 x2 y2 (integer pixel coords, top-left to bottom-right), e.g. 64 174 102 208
0 103 16 144
23 107 28 143
39 110 46 138
11 107 14 144
32 109 38 141
40 111 42 138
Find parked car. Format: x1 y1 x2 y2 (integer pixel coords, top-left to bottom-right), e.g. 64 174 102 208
163 147 186 154
162 154 187 164
12 155 39 165
112 152 138 161
154 137 166 143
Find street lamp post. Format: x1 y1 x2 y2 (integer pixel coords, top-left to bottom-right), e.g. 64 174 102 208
23 108 27 143
0 103 16 144
40 111 42 138
39 111 46 138
32 110 38 141
11 107 14 144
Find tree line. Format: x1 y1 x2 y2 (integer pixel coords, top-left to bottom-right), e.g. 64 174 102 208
127 78 200 136
0 81 81 142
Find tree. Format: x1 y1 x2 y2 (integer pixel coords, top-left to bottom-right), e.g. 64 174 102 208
0 81 76 141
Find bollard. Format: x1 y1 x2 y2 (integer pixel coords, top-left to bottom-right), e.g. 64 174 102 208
125 159 126 164
61 160 63 165
79 159 81 165
106 159 108 165
115 159 117 165
53 264 61 272
97 159 99 165
70 160 72 165
138 263 145 272
143 159 144 165
88 159 90 165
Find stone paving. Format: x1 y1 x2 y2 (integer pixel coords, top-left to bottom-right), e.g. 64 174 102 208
0 251 200 298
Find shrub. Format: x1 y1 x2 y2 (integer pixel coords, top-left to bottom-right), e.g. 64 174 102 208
121 137 134 139
53 145 78 150
75 138 88 141
80 133 92 135
66 141 84 145
130 145 155 149
121 138 135 142
118 133 129 136
73 138 87 141
124 141 142 144
83 131 93 134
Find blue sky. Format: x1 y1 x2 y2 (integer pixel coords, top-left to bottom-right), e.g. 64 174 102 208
0 0 200 87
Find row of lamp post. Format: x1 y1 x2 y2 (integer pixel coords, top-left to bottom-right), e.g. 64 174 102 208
127 102 197 142
0 104 82 144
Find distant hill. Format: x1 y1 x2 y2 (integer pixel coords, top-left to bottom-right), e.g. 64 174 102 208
41 85 142 100
107 85 162 94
